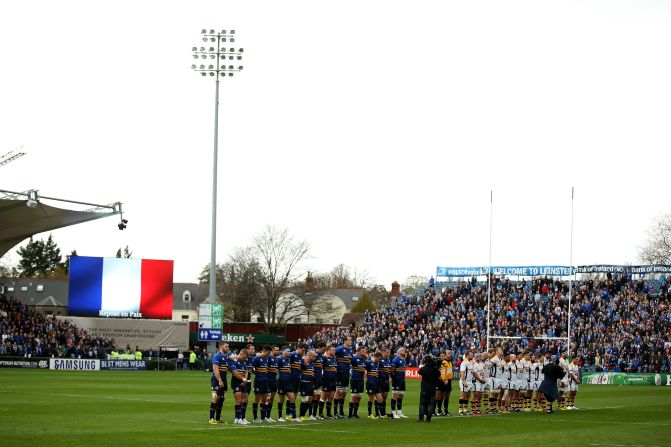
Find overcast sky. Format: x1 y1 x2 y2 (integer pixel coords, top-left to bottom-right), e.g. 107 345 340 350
1 1 670 287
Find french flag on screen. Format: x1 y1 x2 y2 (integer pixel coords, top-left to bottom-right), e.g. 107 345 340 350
68 256 174 319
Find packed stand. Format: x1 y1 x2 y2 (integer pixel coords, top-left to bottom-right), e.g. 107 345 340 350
0 294 114 359
308 274 671 373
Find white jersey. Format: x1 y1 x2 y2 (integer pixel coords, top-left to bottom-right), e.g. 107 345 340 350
568 362 580 383
472 361 485 383
494 356 506 380
559 358 569 372
460 359 473 382
505 361 516 382
483 358 493 380
516 360 525 381
540 358 549 381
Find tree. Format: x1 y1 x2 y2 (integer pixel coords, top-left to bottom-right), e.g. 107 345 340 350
366 284 391 308
640 213 671 264
401 275 429 295
351 293 377 313
16 235 64 278
0 258 19 278
199 248 263 322
64 249 78 275
115 246 133 258
312 264 372 289
251 226 310 324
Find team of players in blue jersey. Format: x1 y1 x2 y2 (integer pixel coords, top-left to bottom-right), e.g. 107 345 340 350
208 336 410 424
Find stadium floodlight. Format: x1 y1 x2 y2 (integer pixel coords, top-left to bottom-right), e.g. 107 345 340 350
191 28 245 305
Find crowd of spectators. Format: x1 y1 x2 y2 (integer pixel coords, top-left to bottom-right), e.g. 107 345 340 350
308 274 671 373
0 294 114 359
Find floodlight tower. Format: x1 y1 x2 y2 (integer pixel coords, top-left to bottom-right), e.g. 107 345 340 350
192 29 244 305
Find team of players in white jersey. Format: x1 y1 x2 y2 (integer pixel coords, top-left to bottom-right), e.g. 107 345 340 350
456 348 581 416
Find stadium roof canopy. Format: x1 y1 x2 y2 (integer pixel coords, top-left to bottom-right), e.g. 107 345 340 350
0 189 123 257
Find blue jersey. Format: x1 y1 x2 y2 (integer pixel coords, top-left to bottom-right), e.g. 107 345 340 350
314 351 324 379
335 345 352 374
277 355 292 381
267 354 279 383
364 360 380 385
211 351 229 380
350 354 366 381
301 360 315 383
290 352 303 379
391 356 406 382
229 358 248 386
379 358 392 381
252 355 269 382
323 356 337 378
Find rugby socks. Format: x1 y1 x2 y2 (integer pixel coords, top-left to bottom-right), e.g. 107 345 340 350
567 395 574 408
241 403 248 419
348 402 354 417
326 401 332 417
391 398 397 413
215 399 224 420
545 400 553 413
260 403 268 419
253 403 259 420
397 397 403 411
354 402 360 416
489 398 497 413
338 398 345 416
379 401 386 417
458 399 466 413
436 399 442 414
209 401 216 419
472 396 480 416
374 401 381 417
300 402 308 417
235 404 242 420
319 400 325 417
278 402 283 418
311 400 319 417
368 401 373 416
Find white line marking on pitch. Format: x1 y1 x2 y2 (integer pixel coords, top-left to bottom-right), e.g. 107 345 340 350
591 444 661 447
555 419 669 427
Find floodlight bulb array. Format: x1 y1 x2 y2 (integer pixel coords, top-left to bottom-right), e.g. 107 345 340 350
191 29 244 78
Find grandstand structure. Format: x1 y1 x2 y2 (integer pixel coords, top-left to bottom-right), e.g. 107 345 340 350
0 189 123 257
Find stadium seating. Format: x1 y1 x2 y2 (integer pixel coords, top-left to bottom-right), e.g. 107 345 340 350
310 275 671 373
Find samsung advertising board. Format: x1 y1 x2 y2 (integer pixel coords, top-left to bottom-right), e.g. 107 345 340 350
68 256 173 319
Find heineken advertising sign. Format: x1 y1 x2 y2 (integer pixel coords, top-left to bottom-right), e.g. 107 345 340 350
221 333 286 344
582 372 671 386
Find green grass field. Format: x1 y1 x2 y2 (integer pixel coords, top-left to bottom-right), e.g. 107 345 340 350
2 370 670 447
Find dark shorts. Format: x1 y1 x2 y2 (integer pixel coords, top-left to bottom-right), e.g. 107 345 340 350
436 380 448 392
291 377 301 394
268 382 278 393
210 376 228 395
244 382 252 394
392 379 406 392
379 380 390 393
300 381 315 397
254 381 269 394
366 381 380 395
278 379 293 395
336 372 350 388
313 376 323 389
231 380 246 393
322 376 336 392
446 379 452 392
350 379 364 394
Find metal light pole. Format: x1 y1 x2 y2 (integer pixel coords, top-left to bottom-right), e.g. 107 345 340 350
191 29 244 304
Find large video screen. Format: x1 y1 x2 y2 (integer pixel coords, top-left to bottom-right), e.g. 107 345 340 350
68 256 174 319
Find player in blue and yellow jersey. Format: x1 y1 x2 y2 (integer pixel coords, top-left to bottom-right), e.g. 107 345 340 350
311 342 326 418
334 336 353 418
208 342 230 424
319 344 338 418
391 347 408 418
242 344 255 416
266 345 280 421
252 345 272 422
299 350 317 421
288 344 306 420
365 352 386 419
348 345 367 418
229 349 249 424
276 347 294 421
379 347 393 417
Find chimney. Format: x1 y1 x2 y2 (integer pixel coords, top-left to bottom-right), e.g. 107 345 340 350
391 281 400 297
306 271 314 293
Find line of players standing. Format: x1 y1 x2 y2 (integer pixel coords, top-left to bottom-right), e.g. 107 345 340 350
208 336 411 424
456 348 581 416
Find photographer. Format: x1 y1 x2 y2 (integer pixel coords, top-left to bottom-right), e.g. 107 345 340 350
418 355 440 423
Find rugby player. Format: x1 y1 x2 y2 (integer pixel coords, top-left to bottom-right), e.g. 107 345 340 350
471 353 486 416
299 350 317 420
488 348 503 414
229 349 249 424
266 345 280 421
276 347 294 421
311 342 326 418
289 344 306 420
390 347 408 418
365 351 387 419
378 347 393 417
334 336 353 418
242 344 255 417
496 351 508 412
208 342 230 424
319 344 338 418
252 345 271 422
567 355 580 410
458 350 474 416
435 350 453 416
558 353 570 410
349 345 367 418
503 353 517 412
520 351 532 411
